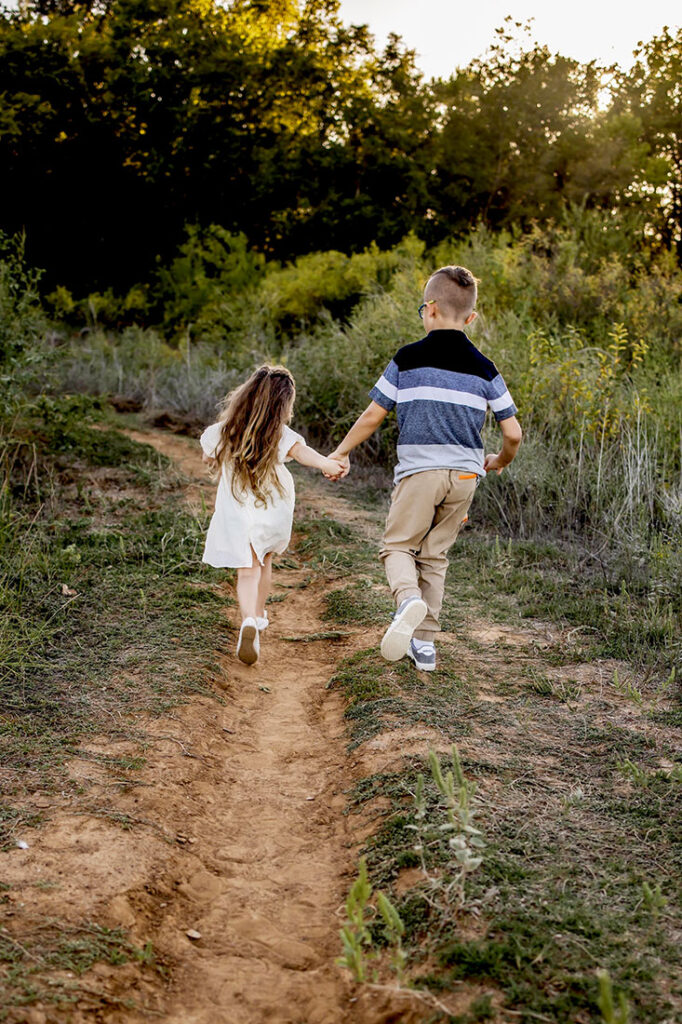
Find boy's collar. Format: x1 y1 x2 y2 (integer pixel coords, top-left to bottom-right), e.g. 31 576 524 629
426 328 470 338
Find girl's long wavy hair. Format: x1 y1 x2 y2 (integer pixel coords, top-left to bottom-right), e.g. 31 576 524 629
213 365 296 506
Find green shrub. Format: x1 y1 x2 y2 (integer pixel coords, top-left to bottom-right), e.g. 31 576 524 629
0 232 49 421
154 224 264 340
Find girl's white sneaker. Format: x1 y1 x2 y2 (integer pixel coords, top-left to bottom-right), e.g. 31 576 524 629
256 613 269 632
237 617 260 665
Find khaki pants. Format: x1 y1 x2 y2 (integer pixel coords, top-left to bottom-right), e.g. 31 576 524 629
380 470 477 641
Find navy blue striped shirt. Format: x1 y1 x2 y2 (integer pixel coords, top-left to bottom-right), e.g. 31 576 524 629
369 330 517 482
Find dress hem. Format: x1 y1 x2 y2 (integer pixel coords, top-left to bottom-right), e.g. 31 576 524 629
202 543 287 569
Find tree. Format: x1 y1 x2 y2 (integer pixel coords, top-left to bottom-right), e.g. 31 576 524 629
612 26 682 253
431 20 605 234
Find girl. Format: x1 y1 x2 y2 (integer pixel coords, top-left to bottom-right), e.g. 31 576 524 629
200 365 343 665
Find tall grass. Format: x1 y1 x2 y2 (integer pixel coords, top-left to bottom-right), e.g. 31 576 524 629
53 326 243 425
23 217 682 615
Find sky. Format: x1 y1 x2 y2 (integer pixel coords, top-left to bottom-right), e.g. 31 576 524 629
337 0 681 79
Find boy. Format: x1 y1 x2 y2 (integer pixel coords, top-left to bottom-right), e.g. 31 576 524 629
328 265 522 671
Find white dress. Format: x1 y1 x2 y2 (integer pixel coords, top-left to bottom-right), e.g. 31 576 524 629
200 422 304 568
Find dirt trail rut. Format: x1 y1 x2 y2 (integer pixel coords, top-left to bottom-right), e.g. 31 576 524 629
115 430 367 1022
145 608 353 1023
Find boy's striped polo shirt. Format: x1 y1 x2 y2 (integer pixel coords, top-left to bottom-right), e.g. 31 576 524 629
369 329 517 483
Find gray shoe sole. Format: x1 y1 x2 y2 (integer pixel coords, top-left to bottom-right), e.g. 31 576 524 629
237 624 259 665
380 599 427 661
407 647 437 672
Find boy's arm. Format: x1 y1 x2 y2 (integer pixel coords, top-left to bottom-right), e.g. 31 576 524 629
288 442 344 479
483 416 522 475
328 401 389 477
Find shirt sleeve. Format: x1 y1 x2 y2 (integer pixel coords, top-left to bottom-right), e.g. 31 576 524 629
369 359 399 411
200 422 223 457
278 424 305 462
486 372 518 422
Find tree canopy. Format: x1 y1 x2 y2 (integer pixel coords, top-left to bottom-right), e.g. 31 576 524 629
1 1 680 291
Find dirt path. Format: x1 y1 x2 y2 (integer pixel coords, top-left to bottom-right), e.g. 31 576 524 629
3 428 424 1024
108 430 369 1022
137 619 354 1022
134 597 353 1022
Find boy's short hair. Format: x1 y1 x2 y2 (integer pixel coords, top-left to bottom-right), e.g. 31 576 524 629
425 265 478 320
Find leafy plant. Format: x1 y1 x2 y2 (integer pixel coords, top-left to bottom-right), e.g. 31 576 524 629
408 746 485 912
640 881 667 918
337 856 407 985
376 892 407 982
337 857 375 982
597 969 630 1024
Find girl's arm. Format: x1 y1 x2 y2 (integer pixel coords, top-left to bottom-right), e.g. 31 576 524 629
288 442 344 479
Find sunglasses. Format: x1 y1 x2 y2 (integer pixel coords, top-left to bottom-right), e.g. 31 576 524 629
418 300 436 319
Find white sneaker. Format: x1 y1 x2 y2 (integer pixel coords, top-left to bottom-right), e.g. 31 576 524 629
407 638 437 672
237 617 260 665
380 596 427 662
256 613 269 632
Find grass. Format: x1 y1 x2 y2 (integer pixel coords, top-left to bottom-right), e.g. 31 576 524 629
314 497 682 1022
345 737 682 1022
1 414 229 837
329 648 473 750
3 404 680 1023
0 918 162 1018
311 492 681 684
0 409 227 1015
323 582 393 625
294 512 379 576
443 531 681 680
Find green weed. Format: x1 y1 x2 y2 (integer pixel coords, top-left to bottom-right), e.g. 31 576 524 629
612 668 644 707
323 582 392 626
337 856 407 985
597 969 631 1024
0 919 162 1013
336 857 375 982
329 648 472 750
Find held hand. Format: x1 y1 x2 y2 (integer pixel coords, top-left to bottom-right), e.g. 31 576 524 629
321 458 346 480
483 453 506 476
202 453 217 470
327 450 350 479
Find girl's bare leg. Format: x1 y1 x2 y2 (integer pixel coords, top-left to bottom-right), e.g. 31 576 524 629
257 553 273 619
236 548 261 621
